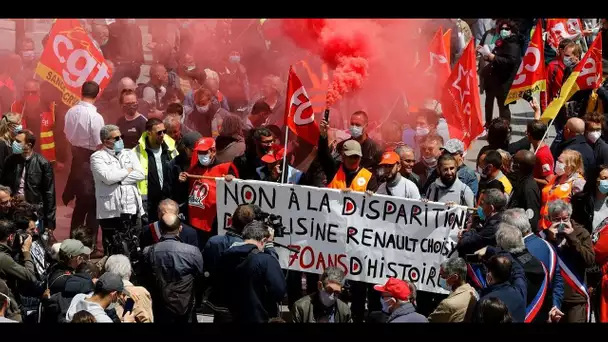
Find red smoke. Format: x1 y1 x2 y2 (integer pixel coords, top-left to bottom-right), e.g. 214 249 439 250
281 19 376 106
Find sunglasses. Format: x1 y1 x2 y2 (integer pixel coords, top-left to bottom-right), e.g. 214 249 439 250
156 130 167 136
111 135 122 142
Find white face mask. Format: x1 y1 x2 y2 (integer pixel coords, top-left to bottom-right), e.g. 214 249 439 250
196 104 210 113
587 131 602 144
438 276 452 292
415 126 430 137
318 289 336 307
349 125 363 138
423 156 437 168
555 161 566 176
198 154 212 166
380 297 393 314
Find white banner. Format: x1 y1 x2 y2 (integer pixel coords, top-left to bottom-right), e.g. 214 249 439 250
216 179 466 294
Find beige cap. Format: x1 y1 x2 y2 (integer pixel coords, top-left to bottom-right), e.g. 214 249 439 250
342 140 362 157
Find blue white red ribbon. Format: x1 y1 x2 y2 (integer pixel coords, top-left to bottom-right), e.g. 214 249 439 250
525 262 549 322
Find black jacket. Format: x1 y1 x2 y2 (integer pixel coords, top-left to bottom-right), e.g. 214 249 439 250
0 153 56 228
42 272 95 323
508 174 541 233
142 235 203 323
167 152 191 210
215 243 287 323
142 141 174 222
458 212 502 256
0 139 11 176
551 135 595 179
482 35 522 96
590 137 608 178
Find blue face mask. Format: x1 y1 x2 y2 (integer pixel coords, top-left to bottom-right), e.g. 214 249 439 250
12 141 23 154
599 180 608 194
477 206 486 221
380 297 392 314
500 29 511 39
229 56 241 64
113 139 124 154
13 125 23 133
198 154 212 166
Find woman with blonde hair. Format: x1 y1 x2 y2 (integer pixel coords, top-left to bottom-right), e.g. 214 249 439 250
539 149 586 230
0 112 22 173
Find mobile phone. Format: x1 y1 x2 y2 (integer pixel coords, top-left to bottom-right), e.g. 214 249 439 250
123 298 135 316
323 109 330 122
465 254 481 263
522 92 533 103
557 223 566 234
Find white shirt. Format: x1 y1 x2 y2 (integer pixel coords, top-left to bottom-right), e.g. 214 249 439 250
150 147 163 189
64 101 105 151
376 174 421 200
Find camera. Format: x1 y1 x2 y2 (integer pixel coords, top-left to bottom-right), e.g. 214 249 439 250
522 91 533 103
255 211 285 238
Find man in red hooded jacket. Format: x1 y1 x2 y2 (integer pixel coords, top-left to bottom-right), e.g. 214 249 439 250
178 137 237 248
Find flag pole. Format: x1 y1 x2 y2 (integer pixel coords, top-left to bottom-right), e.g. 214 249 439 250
281 65 293 184
534 116 556 155
280 127 290 184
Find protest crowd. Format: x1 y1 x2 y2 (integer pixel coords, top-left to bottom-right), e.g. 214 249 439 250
1 17 608 324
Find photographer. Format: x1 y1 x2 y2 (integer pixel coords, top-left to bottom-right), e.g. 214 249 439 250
215 220 287 323
13 202 50 323
0 219 38 322
91 124 145 256
203 204 278 322
544 199 595 323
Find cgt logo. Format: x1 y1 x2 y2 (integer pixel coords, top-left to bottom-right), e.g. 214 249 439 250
52 32 112 89
289 86 314 126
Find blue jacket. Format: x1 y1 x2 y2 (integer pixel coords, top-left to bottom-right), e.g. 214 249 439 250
524 234 564 310
202 231 278 278
476 255 527 322
458 164 478 197
141 220 199 249
388 302 428 323
215 243 286 323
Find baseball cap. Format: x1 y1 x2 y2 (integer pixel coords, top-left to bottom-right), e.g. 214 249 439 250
342 140 362 157
261 147 286 164
441 138 465 155
180 131 203 150
379 151 400 166
373 278 411 300
194 137 216 152
59 239 91 257
95 272 126 294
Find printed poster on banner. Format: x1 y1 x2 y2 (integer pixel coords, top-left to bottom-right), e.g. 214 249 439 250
216 179 466 295
35 19 113 107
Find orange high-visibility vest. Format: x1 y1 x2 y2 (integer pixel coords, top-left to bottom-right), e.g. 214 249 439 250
539 173 584 230
295 59 330 114
10 100 57 162
327 166 372 191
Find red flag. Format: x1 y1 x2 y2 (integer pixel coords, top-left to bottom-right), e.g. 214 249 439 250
546 19 583 52
505 19 546 104
574 31 603 92
443 29 452 65
440 40 483 149
284 65 320 145
423 28 451 100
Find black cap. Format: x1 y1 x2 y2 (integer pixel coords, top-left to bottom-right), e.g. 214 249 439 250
95 273 125 294
181 131 203 150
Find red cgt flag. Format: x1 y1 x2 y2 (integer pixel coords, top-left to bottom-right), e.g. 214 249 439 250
440 40 483 149
505 19 546 104
284 65 320 145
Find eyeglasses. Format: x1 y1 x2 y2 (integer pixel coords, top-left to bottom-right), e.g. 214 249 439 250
112 135 122 142
156 130 167 136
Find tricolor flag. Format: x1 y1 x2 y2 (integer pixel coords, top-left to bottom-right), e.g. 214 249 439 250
540 32 603 123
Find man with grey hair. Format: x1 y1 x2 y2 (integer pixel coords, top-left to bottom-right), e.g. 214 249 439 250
428 257 478 322
502 208 565 322
104 254 154 322
292 266 351 323
163 115 182 143
544 199 595 323
215 220 286 322
458 188 505 255
91 124 145 255
395 145 421 191
485 223 551 323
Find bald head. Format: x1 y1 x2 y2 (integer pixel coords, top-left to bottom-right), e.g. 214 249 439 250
118 77 136 94
160 213 181 234
157 199 179 218
514 150 535 175
566 117 585 137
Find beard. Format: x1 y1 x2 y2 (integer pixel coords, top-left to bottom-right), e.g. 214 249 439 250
441 175 456 187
